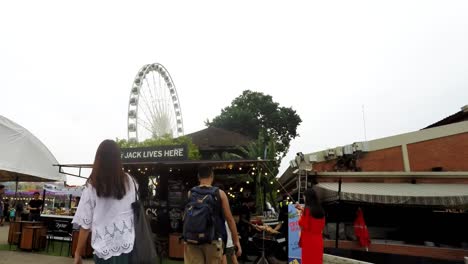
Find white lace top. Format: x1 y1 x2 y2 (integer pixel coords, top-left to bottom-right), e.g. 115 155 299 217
72 175 135 260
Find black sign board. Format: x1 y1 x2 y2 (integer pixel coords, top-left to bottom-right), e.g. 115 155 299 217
121 145 188 162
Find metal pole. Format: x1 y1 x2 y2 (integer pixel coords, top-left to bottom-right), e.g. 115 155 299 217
297 170 301 203
41 189 46 213
14 176 19 205
335 178 342 248
68 194 73 209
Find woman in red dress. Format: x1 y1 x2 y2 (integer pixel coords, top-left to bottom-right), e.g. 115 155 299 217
296 188 326 264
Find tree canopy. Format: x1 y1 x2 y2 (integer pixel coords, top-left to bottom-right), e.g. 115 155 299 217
116 135 201 160
207 90 302 159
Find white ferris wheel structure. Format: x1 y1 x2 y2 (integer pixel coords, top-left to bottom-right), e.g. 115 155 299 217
127 63 184 142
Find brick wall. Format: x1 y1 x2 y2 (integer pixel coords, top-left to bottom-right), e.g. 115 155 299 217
313 147 405 172
311 132 468 173
357 147 404 171
407 132 468 171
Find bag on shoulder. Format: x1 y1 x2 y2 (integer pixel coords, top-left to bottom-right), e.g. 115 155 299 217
182 186 220 245
129 176 158 264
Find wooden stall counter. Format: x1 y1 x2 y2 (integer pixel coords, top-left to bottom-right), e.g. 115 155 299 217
8 221 44 246
20 226 47 251
71 230 93 258
169 233 184 259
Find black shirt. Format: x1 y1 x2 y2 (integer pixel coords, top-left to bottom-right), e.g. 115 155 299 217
239 205 251 233
29 199 43 214
278 204 289 237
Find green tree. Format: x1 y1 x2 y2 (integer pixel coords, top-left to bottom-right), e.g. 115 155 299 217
116 135 201 160
239 134 280 212
207 90 302 159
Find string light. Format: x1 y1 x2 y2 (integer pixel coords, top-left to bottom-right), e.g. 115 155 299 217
145 168 148 171
239 167 242 171
240 188 244 192
230 187 233 191
246 181 250 184
270 181 274 185
251 172 255 176
277 190 280 193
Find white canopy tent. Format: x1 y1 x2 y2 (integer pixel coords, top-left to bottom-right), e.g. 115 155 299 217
0 115 64 182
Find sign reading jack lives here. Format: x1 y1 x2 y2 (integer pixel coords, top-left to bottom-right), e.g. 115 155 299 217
121 145 188 162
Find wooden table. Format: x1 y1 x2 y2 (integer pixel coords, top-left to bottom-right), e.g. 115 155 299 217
20 226 47 250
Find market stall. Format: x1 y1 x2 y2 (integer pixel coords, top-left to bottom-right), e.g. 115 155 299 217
57 145 273 259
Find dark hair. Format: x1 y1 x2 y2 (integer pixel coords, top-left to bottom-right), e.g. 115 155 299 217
87 140 128 199
33 192 40 195
304 188 325 219
198 166 213 179
0 184 5 189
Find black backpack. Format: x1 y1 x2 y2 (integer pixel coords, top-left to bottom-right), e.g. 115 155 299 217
183 186 221 244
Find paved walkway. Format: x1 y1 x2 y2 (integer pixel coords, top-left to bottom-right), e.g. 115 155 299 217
0 250 93 264
0 222 92 264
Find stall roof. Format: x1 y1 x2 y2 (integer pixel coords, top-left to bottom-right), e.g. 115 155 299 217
186 127 252 151
57 159 270 168
56 159 273 178
318 182 468 208
0 115 64 182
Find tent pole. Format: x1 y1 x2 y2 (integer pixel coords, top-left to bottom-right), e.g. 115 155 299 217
14 176 19 205
68 194 72 209
335 177 342 248
41 189 46 213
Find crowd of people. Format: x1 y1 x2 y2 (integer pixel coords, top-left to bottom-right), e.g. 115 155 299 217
0 185 45 224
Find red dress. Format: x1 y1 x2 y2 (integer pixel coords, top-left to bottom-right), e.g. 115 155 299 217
298 208 325 264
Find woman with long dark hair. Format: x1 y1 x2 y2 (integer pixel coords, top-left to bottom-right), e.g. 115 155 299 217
295 188 326 263
73 140 136 264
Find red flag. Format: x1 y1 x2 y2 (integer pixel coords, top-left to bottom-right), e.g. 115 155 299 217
354 208 371 249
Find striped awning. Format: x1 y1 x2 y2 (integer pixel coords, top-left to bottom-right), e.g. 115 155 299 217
317 183 468 207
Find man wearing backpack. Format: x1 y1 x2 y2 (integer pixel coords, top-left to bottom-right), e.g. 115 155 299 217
183 166 242 264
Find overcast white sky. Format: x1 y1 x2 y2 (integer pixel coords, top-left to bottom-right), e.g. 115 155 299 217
1 1 467 185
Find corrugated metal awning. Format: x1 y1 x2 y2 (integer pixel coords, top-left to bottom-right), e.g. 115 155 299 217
317 183 468 207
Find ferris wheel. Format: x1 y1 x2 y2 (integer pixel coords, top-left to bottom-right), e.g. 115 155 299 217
127 63 184 142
